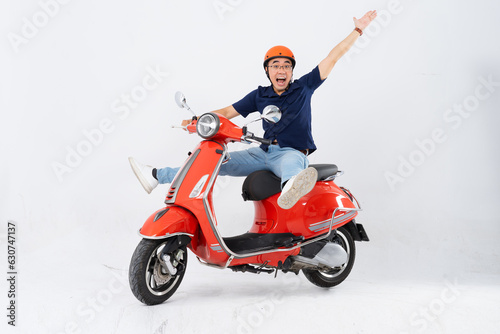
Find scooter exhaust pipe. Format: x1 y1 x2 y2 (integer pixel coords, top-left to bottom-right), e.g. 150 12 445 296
293 243 347 269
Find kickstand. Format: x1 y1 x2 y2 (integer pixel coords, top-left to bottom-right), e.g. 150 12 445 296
256 261 269 275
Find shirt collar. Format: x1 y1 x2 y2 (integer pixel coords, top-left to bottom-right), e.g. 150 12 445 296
261 80 300 98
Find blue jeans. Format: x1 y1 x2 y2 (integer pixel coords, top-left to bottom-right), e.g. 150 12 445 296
156 145 309 187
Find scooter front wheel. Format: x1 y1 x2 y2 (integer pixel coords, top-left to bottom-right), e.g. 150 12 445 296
129 238 188 305
302 226 355 288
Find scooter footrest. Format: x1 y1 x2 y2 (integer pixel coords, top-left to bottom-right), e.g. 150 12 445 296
229 264 274 274
223 232 297 254
274 235 305 248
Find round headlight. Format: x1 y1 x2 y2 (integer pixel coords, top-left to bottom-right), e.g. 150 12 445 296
196 113 220 139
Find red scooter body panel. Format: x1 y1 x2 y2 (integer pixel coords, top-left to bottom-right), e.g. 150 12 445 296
139 206 199 238
166 140 236 266
248 180 358 237
211 114 245 143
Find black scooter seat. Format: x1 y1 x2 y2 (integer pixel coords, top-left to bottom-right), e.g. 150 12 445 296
241 164 338 201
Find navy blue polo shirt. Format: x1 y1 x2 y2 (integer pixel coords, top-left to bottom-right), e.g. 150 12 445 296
232 66 325 153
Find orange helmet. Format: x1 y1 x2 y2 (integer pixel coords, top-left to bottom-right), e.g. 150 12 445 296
263 45 296 69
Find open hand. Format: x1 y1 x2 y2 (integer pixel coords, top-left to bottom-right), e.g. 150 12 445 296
181 119 192 127
353 10 377 31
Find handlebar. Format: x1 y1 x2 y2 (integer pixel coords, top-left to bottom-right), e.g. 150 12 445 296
242 126 272 145
173 116 272 145
244 133 272 145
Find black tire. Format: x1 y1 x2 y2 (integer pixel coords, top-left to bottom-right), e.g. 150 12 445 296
129 238 188 305
302 226 356 288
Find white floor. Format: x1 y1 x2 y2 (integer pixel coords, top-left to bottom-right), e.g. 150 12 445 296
3 225 499 334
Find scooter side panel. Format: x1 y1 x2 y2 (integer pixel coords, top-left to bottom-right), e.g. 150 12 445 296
250 180 358 239
169 140 234 265
297 181 358 237
248 200 278 233
139 206 199 239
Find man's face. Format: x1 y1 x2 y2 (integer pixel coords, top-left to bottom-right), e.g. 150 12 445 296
266 58 293 94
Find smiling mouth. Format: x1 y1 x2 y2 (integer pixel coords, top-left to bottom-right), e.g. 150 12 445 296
276 76 287 85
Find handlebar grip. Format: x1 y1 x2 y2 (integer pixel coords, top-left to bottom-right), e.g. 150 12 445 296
250 135 272 145
257 138 272 145
243 132 271 145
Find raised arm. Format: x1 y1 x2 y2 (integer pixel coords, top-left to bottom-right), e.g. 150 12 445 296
318 10 377 80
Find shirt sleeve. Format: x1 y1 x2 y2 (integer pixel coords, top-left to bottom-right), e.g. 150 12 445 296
298 66 326 91
232 89 258 118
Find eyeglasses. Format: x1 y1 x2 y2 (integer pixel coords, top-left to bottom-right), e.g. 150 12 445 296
268 64 293 71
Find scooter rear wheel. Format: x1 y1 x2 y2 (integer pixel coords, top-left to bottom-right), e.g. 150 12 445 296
129 238 188 305
302 226 355 288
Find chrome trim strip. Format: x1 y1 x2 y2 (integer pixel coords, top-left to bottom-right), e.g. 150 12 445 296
196 255 234 269
202 142 233 253
165 149 201 204
138 230 194 240
209 244 224 253
341 187 362 210
351 193 362 210
322 170 344 181
308 211 357 232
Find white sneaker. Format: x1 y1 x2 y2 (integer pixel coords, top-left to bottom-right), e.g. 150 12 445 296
277 167 318 209
128 157 159 194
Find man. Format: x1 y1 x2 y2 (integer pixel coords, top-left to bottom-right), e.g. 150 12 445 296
129 10 377 209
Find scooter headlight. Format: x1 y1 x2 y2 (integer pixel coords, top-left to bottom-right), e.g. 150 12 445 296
196 113 220 139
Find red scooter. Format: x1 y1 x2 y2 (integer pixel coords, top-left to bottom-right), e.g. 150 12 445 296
129 93 369 305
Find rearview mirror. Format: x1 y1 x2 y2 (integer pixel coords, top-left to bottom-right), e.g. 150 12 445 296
262 105 281 124
175 91 187 109
174 91 196 116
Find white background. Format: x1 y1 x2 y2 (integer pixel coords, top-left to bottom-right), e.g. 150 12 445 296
1 0 499 333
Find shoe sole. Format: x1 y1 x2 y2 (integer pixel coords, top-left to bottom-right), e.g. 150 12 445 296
128 157 153 194
277 167 318 209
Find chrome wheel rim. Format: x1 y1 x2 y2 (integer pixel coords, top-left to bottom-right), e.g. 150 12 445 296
145 243 183 296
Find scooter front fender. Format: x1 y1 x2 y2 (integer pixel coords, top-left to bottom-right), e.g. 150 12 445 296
139 206 199 239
